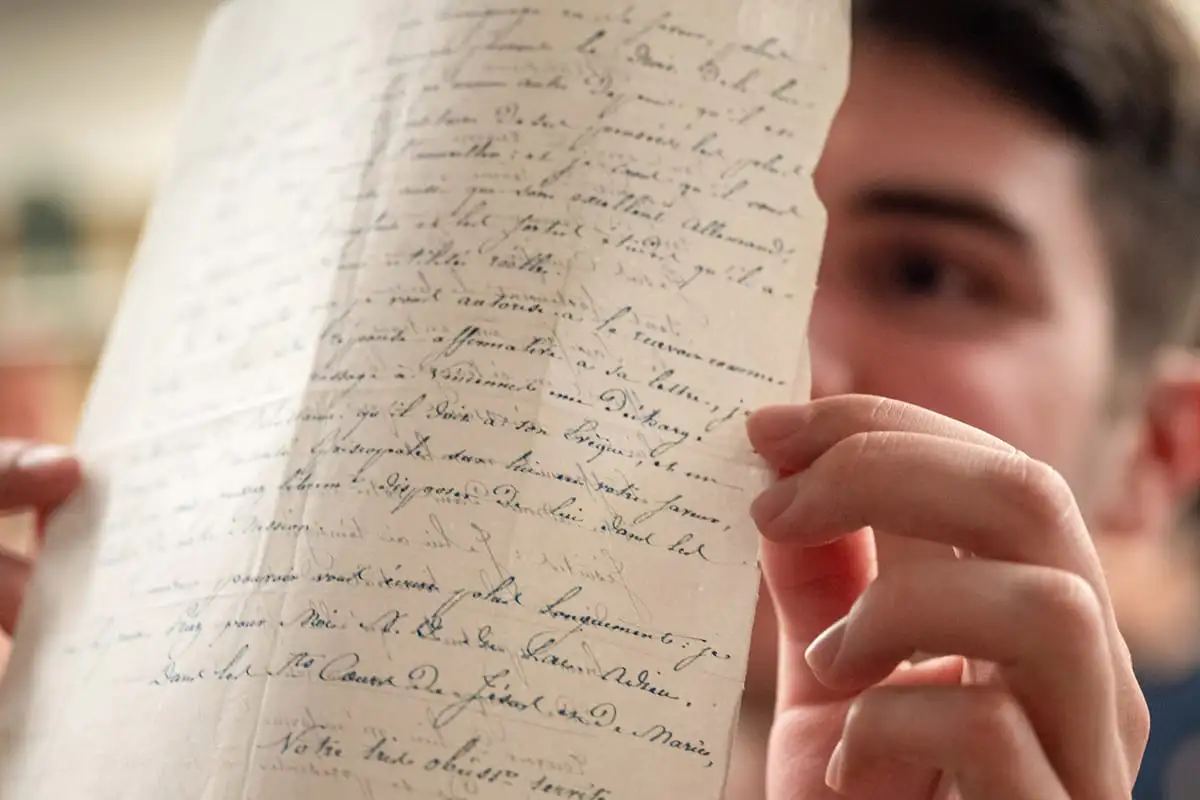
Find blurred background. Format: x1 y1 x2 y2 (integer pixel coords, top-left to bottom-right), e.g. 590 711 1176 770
0 0 220 546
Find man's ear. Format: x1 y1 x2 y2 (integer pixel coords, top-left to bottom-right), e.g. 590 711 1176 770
1096 348 1200 539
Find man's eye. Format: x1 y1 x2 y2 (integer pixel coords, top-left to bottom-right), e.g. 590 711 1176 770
894 252 945 295
886 250 993 303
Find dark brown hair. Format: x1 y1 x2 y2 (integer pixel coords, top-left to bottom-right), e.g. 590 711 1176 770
854 0 1200 364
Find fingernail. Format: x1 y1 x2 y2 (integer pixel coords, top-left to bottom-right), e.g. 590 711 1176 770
805 615 848 674
825 738 846 792
16 445 74 472
750 479 794 529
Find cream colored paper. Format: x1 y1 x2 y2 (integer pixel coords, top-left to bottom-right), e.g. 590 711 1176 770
0 1 847 797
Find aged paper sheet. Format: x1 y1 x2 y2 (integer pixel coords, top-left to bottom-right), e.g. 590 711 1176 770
0 1 847 797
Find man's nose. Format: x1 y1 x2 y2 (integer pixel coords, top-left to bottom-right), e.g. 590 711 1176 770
807 287 856 401
808 344 854 400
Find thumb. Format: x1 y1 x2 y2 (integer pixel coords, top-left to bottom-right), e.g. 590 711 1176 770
761 525 875 708
0 441 80 514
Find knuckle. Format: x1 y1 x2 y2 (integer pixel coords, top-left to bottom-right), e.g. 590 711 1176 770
1019 569 1105 641
1109 633 1152 758
959 690 1027 758
996 455 1079 531
1126 685 1152 753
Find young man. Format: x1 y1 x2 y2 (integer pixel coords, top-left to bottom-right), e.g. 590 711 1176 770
3 0 1200 797
728 0 1200 797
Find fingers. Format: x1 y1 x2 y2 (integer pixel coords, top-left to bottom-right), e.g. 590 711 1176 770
805 559 1121 797
0 440 81 514
746 398 1142 796
747 395 1019 474
750 430 1104 588
830 684 1069 800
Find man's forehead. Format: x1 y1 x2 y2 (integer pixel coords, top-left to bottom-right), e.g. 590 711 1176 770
814 37 1089 237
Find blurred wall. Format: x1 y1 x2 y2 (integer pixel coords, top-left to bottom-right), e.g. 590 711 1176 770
0 0 219 215
0 0 219 444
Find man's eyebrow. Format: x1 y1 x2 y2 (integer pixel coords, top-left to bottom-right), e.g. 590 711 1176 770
854 185 1030 248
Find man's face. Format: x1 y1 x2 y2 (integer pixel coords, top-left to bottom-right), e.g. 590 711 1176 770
743 36 1122 700
811 35 1116 485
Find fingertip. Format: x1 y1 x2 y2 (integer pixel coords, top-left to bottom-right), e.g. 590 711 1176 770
1 445 82 512
746 404 809 449
24 450 83 497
